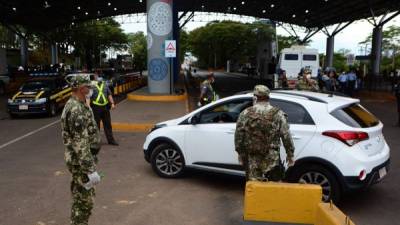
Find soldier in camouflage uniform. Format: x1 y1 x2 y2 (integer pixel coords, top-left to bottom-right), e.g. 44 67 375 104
61 74 101 225
235 85 295 181
296 70 319 92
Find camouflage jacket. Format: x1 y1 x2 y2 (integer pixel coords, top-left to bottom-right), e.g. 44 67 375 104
235 102 295 170
296 79 319 92
61 96 100 174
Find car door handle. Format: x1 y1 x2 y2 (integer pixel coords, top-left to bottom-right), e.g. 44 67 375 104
225 129 235 134
292 135 302 140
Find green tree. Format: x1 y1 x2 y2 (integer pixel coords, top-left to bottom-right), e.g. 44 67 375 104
332 52 349 72
276 35 311 53
127 32 147 72
0 25 19 49
44 18 128 69
278 35 299 52
179 30 191 63
359 25 400 71
320 50 351 72
188 21 274 68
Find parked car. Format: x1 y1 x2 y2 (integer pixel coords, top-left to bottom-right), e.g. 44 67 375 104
7 74 71 117
143 90 390 202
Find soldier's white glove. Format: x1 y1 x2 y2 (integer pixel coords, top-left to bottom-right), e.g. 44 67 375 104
83 171 101 190
197 102 202 107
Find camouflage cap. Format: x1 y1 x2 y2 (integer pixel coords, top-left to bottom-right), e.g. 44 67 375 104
253 85 270 97
65 74 92 88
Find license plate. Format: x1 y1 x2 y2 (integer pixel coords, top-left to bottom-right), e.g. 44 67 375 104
379 167 387 179
19 105 28 110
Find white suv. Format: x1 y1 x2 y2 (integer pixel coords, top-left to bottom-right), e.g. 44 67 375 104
143 90 390 202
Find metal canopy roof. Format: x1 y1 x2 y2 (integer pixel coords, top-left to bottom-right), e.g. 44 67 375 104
0 0 399 31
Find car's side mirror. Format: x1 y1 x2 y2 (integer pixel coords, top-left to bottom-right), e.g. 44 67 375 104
188 114 200 125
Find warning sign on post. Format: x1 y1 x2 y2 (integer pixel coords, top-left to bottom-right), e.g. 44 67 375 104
165 40 176 58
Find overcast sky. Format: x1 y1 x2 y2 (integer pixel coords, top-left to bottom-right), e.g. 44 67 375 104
119 13 399 56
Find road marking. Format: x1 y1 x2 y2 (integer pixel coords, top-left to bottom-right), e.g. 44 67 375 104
0 119 60 150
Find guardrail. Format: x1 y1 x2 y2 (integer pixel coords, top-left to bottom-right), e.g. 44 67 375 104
113 72 147 96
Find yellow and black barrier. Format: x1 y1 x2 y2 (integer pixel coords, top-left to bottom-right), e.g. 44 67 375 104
244 181 355 225
113 73 147 96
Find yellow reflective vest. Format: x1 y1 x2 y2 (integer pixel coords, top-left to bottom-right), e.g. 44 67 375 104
92 82 109 106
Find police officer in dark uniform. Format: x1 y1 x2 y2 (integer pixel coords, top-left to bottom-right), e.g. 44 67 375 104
198 72 217 106
90 74 118 145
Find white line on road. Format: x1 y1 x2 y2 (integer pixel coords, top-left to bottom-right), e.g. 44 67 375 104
0 119 60 150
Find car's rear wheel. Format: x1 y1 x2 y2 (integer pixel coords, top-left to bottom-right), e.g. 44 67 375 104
150 143 185 178
289 164 341 203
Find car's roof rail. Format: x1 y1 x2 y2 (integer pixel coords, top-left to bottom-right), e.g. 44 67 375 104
273 91 328 103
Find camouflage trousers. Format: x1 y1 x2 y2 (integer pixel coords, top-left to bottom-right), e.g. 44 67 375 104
70 172 95 225
245 157 285 182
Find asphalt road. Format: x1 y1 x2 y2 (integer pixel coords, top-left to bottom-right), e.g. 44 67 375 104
0 73 399 225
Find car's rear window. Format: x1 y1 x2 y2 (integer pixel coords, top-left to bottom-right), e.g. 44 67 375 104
331 104 379 128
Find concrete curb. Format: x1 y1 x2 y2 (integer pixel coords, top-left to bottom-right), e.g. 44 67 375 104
127 92 188 102
315 203 355 225
244 182 321 224
244 181 356 225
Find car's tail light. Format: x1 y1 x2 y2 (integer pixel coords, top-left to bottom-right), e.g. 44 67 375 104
322 131 369 146
358 169 367 181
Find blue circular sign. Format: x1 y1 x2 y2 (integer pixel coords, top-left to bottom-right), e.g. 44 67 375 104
149 58 168 81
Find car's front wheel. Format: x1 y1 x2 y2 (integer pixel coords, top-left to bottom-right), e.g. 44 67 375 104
289 164 341 203
150 143 185 178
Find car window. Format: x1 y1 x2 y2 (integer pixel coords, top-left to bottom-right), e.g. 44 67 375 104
199 99 252 124
21 80 55 91
270 99 315 125
331 104 379 128
284 54 299 60
303 54 317 61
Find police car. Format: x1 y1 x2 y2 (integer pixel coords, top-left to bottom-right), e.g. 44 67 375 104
143 90 390 202
7 73 71 117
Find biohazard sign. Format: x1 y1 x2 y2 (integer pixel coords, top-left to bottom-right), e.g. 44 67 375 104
165 40 176 58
